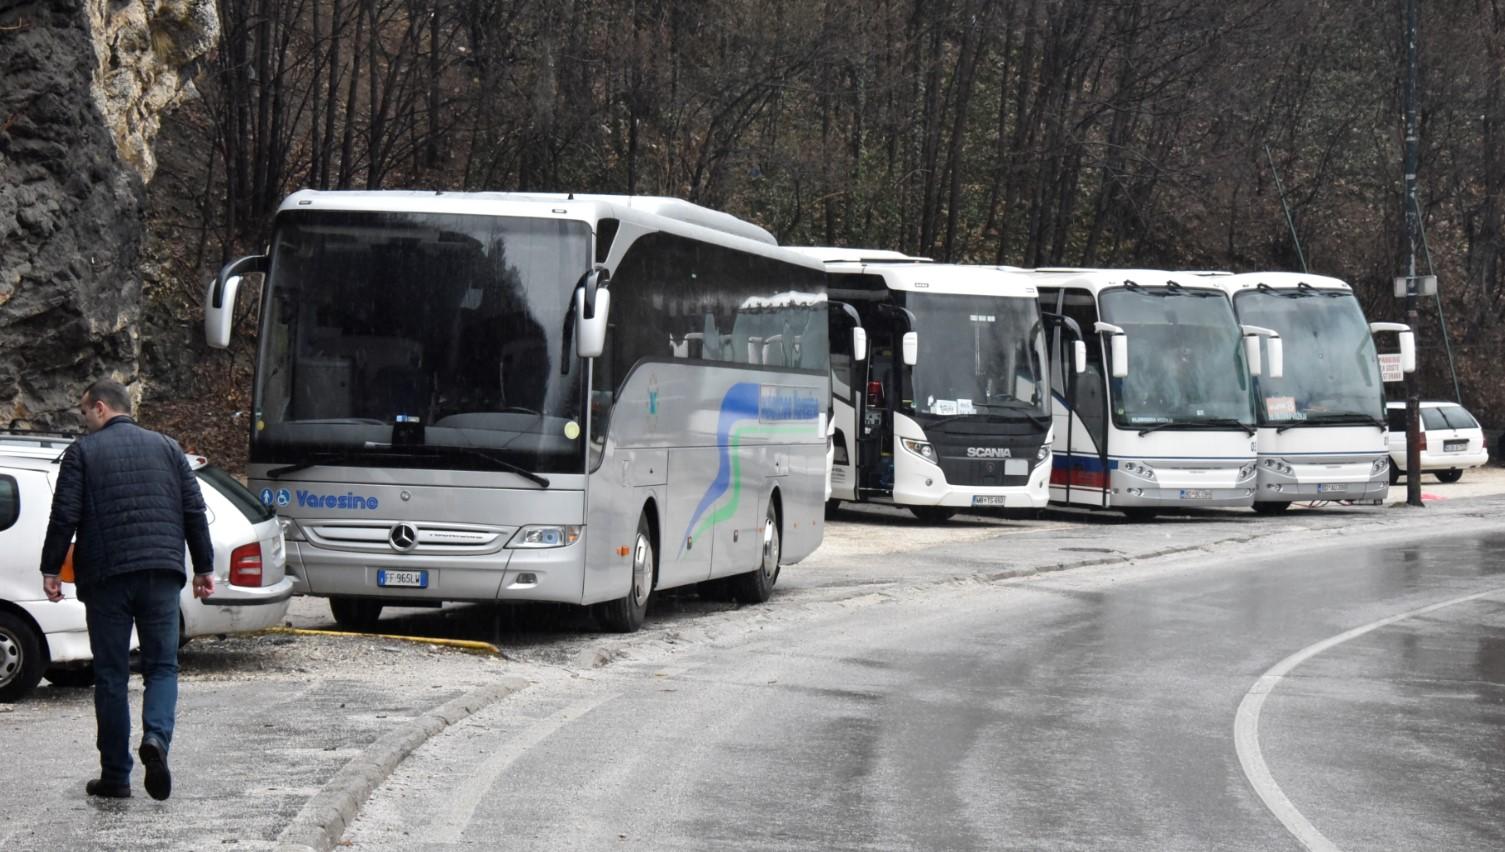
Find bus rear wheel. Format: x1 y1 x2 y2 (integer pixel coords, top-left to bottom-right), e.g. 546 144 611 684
1252 501 1291 515
597 514 654 632
730 502 781 604
329 597 384 631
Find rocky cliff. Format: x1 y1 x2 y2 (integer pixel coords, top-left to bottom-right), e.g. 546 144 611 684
0 0 217 427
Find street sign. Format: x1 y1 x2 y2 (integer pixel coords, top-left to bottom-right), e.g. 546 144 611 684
1379 353 1404 382
1393 274 1437 297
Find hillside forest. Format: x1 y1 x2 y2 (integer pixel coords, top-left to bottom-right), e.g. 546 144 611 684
136 0 1505 466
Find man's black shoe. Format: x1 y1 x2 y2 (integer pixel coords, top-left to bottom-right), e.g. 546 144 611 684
139 737 171 801
86 779 131 799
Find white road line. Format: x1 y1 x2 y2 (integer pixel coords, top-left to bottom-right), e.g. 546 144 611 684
424 692 619 842
1234 585 1505 851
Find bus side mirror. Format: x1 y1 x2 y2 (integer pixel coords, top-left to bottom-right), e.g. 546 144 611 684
1243 335 1264 377
1266 336 1284 379
1073 340 1087 375
577 287 611 359
901 331 919 367
1109 334 1128 378
1399 330 1416 373
852 327 868 362
204 254 267 349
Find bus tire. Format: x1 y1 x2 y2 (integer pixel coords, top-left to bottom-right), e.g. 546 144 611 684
731 501 781 604
597 514 654 632
1252 501 1291 515
329 597 384 631
1388 461 1401 485
909 506 956 523
0 610 46 703
1121 507 1158 522
1435 469 1463 483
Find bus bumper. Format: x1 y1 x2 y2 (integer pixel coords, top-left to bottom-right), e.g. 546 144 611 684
895 454 1052 509
1109 459 1257 508
285 537 588 605
1255 455 1390 503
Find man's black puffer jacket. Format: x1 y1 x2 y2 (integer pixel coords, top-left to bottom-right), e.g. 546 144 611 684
39 416 213 586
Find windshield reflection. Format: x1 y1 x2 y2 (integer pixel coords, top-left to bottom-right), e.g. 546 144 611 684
1232 290 1383 425
909 293 1047 420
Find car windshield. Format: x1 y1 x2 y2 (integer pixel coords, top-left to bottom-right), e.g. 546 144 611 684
908 293 1047 420
197 465 275 524
1100 286 1255 427
1232 289 1383 424
253 210 591 475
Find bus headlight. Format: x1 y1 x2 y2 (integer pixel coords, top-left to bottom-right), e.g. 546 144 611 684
1239 461 1258 479
900 438 938 464
1120 460 1156 481
1370 457 1390 474
507 525 583 549
1261 458 1293 476
1035 444 1051 463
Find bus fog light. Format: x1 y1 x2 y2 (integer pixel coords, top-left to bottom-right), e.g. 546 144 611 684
924 478 933 487
507 525 582 548
1127 487 1143 497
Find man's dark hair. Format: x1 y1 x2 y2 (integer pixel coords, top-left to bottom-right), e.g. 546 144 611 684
84 379 132 415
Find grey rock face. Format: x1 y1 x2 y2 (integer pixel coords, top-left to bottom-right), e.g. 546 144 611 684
0 1 216 428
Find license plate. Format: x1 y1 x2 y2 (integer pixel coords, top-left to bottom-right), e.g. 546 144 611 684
1004 459 1029 476
1179 489 1211 499
972 495 1007 506
377 569 428 588
1444 440 1467 452
1317 483 1346 493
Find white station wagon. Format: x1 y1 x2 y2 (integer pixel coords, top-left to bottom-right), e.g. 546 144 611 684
0 431 292 701
1386 401 1490 483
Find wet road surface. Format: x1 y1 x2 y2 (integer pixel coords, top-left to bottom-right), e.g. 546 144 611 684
346 523 1505 851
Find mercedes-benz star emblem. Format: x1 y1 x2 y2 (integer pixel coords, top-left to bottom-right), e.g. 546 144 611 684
388 523 419 552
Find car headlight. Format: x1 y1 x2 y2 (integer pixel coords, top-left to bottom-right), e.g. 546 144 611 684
506 525 583 549
278 516 305 542
900 438 938 464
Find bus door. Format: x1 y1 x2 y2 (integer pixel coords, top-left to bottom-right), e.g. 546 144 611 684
828 302 865 501
858 305 913 496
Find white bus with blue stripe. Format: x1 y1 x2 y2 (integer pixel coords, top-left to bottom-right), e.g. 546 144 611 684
205 192 829 632
1212 272 1414 513
1033 269 1278 517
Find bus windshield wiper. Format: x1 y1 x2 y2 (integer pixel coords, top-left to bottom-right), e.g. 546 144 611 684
424 445 550 488
1137 418 1256 437
967 401 1051 428
1275 412 1385 433
266 449 383 479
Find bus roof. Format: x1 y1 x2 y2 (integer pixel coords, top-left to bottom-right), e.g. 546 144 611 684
274 190 780 249
1214 271 1352 294
1013 268 1229 294
786 246 932 264
822 259 1041 298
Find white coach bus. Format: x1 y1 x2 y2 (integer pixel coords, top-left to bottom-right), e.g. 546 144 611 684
793 249 1055 522
1033 269 1280 518
1213 271 1414 513
204 191 830 632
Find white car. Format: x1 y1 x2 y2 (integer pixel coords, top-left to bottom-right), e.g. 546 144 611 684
0 431 291 701
1386 401 1490 483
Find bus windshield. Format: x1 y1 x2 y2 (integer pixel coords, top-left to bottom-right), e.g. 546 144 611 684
1100 286 1256 428
909 293 1047 420
1232 289 1383 426
252 210 592 475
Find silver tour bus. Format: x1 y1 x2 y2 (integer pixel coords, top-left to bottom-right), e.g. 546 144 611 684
205 191 830 632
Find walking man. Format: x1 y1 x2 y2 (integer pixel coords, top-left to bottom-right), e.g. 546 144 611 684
39 379 215 800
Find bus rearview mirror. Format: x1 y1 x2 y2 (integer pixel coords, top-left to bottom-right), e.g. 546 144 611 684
1109 335 1128 378
577 287 610 358
901 332 919 367
1073 340 1087 375
1266 336 1284 379
204 275 240 349
852 327 868 362
1243 335 1263 377
1399 330 1416 373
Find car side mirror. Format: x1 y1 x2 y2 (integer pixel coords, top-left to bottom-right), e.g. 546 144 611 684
901 331 919 367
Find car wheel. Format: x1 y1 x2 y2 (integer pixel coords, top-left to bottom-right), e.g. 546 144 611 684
596 513 654 633
0 611 46 703
730 501 782 605
329 597 384 631
824 498 842 519
909 506 957 523
44 664 95 688
1252 501 1292 515
1388 460 1401 485
1435 469 1463 483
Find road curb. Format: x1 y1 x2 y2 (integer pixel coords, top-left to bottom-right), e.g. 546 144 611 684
274 677 529 852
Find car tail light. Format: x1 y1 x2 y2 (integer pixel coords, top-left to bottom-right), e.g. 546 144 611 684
230 543 263 587
1418 431 1428 452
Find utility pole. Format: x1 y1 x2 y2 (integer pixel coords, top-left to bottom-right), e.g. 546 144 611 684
1402 0 1423 507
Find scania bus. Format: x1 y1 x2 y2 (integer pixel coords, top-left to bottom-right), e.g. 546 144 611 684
1032 269 1281 517
793 249 1055 522
205 191 830 632
1213 271 1414 512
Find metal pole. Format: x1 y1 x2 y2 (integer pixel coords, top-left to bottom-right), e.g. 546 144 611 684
1403 0 1423 507
1265 144 1309 273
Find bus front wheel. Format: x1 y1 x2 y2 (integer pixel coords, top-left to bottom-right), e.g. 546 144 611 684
597 515 654 632
1252 501 1291 515
730 502 781 604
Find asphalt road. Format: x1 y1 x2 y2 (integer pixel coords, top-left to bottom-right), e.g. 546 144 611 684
2 470 1502 850
344 518 1505 851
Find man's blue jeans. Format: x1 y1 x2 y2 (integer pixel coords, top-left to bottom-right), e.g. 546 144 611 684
81 569 182 786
